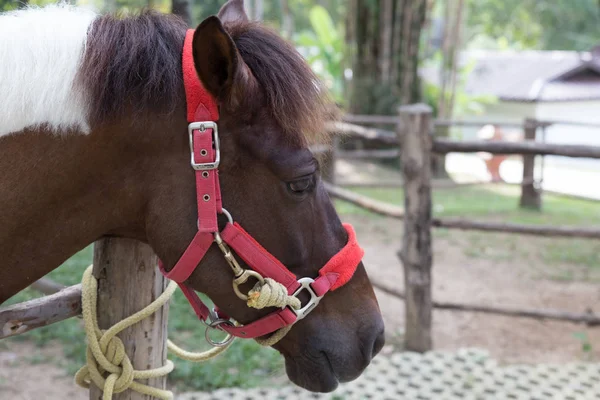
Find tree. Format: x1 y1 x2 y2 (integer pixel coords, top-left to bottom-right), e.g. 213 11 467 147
432 0 464 177
172 0 192 25
347 0 428 115
467 0 600 51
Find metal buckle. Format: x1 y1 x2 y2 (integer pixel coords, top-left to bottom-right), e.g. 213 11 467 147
290 277 323 321
188 121 220 170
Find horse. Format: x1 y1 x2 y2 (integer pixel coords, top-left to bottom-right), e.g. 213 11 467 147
0 0 384 392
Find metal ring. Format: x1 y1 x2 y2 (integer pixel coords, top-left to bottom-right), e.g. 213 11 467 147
202 171 210 178
203 194 210 202
220 208 234 224
200 149 208 156
205 319 235 347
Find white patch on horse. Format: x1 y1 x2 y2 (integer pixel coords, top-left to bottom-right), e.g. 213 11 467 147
0 5 97 137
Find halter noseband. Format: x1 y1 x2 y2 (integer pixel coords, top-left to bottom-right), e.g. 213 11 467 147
159 29 364 345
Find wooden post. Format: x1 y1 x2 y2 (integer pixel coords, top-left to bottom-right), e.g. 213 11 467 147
519 118 541 210
90 238 169 400
319 136 338 184
397 104 433 352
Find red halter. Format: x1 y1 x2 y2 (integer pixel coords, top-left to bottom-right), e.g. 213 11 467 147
159 30 364 341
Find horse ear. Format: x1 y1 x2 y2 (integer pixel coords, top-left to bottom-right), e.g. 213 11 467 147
218 0 249 24
192 16 241 102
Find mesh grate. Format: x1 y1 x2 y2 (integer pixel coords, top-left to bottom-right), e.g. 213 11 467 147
179 349 600 400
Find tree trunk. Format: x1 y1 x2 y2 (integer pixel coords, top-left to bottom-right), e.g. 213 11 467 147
279 0 294 39
348 0 428 115
172 0 192 26
519 119 542 210
433 0 465 178
106 0 116 13
254 0 264 21
245 0 253 20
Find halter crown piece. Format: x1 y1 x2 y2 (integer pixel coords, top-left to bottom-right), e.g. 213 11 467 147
159 29 365 346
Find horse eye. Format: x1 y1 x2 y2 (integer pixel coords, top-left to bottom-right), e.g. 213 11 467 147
287 176 314 194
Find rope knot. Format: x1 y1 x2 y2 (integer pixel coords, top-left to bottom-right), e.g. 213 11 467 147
75 266 176 400
246 278 301 310
74 329 136 396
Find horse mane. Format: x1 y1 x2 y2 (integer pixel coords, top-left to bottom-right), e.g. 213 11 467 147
79 12 187 125
80 11 333 144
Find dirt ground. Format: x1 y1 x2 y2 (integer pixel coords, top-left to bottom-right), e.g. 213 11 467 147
352 214 600 364
1 214 599 398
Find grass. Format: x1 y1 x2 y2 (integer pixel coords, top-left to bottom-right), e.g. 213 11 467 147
336 184 600 277
336 184 600 225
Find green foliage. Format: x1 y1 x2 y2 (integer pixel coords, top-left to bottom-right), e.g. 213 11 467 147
0 0 58 11
0 0 17 11
467 0 600 51
573 332 594 359
295 5 346 102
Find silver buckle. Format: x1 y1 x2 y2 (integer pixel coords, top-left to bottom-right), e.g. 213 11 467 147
290 278 323 321
188 121 220 170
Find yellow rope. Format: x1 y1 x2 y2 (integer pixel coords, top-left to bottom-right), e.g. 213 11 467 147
247 278 301 347
75 265 300 399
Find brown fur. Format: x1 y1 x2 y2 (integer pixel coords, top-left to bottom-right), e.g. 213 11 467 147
0 4 381 393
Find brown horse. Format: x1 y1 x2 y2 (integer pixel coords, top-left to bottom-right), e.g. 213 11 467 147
0 0 384 392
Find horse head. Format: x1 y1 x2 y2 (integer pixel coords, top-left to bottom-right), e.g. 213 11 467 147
0 0 384 392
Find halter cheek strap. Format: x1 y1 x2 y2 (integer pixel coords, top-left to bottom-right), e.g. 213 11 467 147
158 29 365 341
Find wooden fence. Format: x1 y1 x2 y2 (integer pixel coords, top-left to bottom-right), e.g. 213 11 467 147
0 239 166 400
331 113 600 209
327 105 600 352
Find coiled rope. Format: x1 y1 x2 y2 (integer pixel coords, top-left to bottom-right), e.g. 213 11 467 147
74 266 299 399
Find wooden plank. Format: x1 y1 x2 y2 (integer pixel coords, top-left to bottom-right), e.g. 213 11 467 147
537 119 600 128
0 284 81 339
519 119 541 209
397 103 433 352
434 119 525 128
337 148 400 159
433 218 600 239
433 138 600 159
342 114 400 125
324 182 404 218
326 122 398 145
30 277 66 295
90 239 169 400
372 281 600 326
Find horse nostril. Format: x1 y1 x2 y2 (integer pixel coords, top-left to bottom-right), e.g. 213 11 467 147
371 329 385 359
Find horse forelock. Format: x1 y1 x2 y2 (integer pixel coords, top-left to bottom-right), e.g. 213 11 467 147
226 22 337 146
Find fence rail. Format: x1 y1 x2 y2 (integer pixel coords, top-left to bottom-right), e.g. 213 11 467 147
372 281 600 326
326 105 600 353
433 139 600 159
343 114 600 129
0 284 81 339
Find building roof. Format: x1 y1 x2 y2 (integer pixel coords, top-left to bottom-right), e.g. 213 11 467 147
425 50 600 103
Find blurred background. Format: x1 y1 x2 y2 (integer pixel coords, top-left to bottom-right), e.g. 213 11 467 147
1 1 599 399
